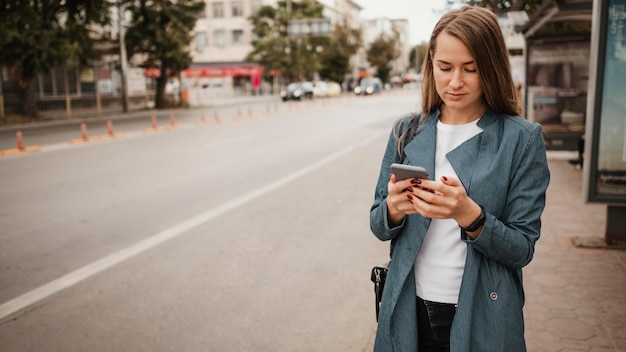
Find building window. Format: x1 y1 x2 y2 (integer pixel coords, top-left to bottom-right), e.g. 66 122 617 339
213 30 226 48
231 1 243 17
212 2 224 18
194 32 208 51
40 70 54 96
232 30 245 46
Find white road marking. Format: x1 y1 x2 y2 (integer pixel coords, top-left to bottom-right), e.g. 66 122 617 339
0 131 384 322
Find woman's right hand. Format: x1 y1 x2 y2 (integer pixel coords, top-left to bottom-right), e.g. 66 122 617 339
385 173 419 226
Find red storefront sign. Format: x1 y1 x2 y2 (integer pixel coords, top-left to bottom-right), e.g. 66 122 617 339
143 65 263 78
144 68 161 78
182 65 263 78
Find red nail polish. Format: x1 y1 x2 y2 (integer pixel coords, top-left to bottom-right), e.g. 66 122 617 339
407 194 414 200
442 176 448 181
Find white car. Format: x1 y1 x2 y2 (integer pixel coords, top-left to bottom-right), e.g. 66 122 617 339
313 81 329 98
326 81 342 97
280 81 315 101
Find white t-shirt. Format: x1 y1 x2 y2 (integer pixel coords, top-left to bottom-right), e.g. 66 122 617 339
414 118 482 304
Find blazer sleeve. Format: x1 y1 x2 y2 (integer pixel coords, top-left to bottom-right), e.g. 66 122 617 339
370 119 409 242
465 123 550 269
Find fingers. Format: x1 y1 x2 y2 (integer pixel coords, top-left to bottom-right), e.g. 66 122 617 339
387 176 419 216
406 176 471 219
440 175 461 187
388 174 472 220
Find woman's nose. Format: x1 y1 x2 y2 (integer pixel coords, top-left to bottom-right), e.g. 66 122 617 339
450 70 464 88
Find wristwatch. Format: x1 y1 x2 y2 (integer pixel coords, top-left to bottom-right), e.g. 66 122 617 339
460 205 486 232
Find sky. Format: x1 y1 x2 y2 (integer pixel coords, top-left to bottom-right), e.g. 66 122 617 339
356 0 450 45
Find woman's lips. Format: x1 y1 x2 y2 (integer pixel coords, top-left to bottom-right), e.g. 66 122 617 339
447 92 465 100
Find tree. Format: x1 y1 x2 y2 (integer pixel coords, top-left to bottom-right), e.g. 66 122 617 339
319 22 362 83
366 33 400 83
409 42 429 74
445 0 544 14
447 0 591 35
0 0 111 118
123 0 205 109
246 0 329 82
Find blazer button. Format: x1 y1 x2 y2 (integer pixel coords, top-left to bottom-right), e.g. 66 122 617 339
490 292 498 300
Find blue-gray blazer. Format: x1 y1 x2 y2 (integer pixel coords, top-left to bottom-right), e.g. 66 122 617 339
370 108 550 352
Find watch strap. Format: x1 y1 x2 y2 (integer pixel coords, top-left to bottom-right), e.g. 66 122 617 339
460 205 485 232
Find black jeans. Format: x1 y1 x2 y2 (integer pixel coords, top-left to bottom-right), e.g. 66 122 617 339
416 296 457 352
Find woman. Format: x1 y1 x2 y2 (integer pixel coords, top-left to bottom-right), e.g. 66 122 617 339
370 6 550 352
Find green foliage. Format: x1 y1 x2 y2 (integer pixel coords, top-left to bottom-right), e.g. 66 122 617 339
246 5 288 74
409 42 429 73
445 1 591 35
0 0 112 117
445 0 544 14
246 0 331 82
124 0 204 74
123 0 205 108
0 0 111 77
319 23 362 83
366 33 400 83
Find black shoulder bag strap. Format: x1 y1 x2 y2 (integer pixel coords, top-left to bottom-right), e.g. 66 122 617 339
371 112 422 321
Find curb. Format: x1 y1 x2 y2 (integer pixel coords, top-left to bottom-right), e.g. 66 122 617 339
0 145 41 157
68 133 126 145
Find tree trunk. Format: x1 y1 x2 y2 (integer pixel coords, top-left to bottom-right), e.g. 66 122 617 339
19 76 38 119
155 63 169 109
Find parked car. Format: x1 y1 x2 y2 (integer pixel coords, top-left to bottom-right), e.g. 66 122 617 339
326 81 342 97
313 81 329 98
280 81 315 101
354 77 382 95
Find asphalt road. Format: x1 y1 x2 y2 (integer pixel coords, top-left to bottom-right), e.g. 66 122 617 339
0 91 422 351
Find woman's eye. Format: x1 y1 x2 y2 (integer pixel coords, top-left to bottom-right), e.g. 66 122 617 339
465 68 477 73
439 67 451 72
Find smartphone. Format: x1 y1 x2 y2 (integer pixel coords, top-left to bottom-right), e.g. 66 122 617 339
391 163 430 181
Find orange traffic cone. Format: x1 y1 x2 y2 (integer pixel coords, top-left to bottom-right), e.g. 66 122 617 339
107 120 114 137
16 130 24 150
80 123 88 141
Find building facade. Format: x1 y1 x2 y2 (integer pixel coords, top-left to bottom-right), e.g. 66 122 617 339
0 0 414 116
185 0 412 104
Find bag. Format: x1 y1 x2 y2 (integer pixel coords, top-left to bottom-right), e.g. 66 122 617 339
370 260 390 321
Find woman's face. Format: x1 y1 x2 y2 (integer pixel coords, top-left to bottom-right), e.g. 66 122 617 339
432 32 485 117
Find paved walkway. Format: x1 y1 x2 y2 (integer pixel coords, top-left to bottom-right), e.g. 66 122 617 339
523 152 626 352
0 94 281 132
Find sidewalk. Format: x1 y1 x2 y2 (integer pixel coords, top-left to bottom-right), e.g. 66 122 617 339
0 93 281 132
523 152 626 352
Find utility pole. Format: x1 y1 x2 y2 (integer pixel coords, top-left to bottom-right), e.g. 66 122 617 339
287 0 293 81
118 3 129 112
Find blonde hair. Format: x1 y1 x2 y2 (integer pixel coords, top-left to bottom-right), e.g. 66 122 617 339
421 6 520 117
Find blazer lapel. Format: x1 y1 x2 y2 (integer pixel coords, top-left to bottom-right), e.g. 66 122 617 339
446 110 498 196
447 135 482 194
400 109 499 199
